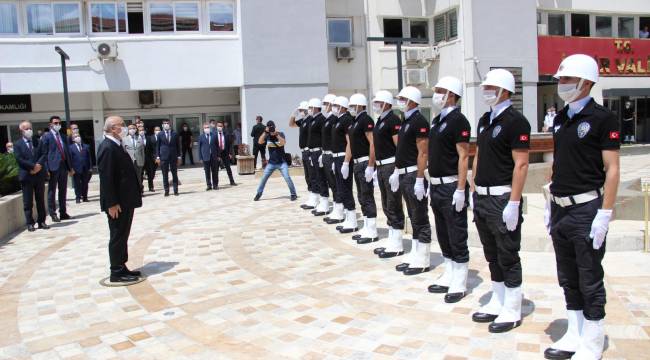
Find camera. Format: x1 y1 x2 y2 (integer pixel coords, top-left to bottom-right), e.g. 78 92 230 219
268 124 276 133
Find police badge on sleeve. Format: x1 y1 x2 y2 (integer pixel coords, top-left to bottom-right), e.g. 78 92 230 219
577 122 591 139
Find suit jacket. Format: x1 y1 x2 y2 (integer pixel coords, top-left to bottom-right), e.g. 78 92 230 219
212 130 231 158
198 132 220 161
97 138 142 212
13 138 46 182
123 135 145 167
68 142 92 174
156 130 180 162
39 130 72 172
144 135 156 164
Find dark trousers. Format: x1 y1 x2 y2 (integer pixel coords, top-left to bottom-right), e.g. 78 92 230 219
551 197 606 320
144 160 156 190
107 207 134 269
430 182 469 263
334 156 354 210
160 160 179 193
203 158 219 188
400 172 430 242
322 153 337 199
21 178 46 225
48 169 68 216
473 192 523 288
253 144 266 168
622 119 634 140
219 155 235 184
181 145 194 165
353 161 376 218
72 171 91 200
377 163 404 230
301 150 312 192
309 150 328 197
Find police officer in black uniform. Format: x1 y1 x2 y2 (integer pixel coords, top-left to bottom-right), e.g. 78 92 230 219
470 69 530 333
392 86 431 276
332 97 358 233
543 54 620 360
290 101 315 209
306 98 330 216
343 93 378 243
426 76 471 304
320 94 339 220
369 90 405 258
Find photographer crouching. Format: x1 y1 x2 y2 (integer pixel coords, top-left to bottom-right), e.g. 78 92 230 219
253 121 298 201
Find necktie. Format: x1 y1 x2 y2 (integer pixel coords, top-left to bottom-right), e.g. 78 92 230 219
166 131 170 142
77 144 81 153
219 133 224 150
26 140 32 152
55 133 65 159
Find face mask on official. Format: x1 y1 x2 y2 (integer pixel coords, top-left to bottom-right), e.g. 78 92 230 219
332 105 340 117
307 108 314 117
52 124 61 132
7 146 13 153
154 130 160 137
163 123 170 131
372 102 383 116
557 79 585 103
203 127 210 134
74 137 81 144
397 99 408 112
482 88 502 107
24 129 33 138
432 91 449 110
349 105 359 117
217 126 223 132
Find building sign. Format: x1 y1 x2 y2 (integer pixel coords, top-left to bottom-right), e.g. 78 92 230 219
0 95 32 113
538 36 650 77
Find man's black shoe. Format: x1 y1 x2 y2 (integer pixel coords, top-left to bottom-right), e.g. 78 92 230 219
83 198 89 202
76 199 81 204
472 312 498 323
338 227 356 233
27 224 36 232
38 222 50 230
213 186 219 190
164 192 170 197
403 266 430 276
378 250 403 258
110 273 140 283
174 192 179 196
254 193 262 201
51 214 61 222
124 267 142 277
206 187 212 191
373 247 385 255
60 213 72 220
488 320 521 333
356 237 378 244
444 292 466 303
395 263 409 272
290 195 298 201
230 182 238 186
543 347 575 360
427 284 449 294
149 188 155 192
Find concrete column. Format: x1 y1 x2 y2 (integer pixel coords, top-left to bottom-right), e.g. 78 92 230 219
91 92 104 155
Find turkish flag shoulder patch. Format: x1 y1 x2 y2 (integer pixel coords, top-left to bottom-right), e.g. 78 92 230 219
419 128 427 133
609 131 620 140
519 134 529 142
395 125 401 130
461 130 470 137
367 124 373 129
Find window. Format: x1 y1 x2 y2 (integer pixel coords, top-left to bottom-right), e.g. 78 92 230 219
0 3 18 34
537 11 542 25
548 13 565 35
90 2 127 33
383 18 402 44
433 9 457 44
149 2 199 32
327 18 352 46
26 2 81 34
571 13 589 37
640 17 650 39
595 16 612 37
410 20 428 44
618 17 634 38
208 1 234 32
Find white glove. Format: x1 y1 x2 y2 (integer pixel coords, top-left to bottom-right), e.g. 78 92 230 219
341 162 349 179
414 177 426 201
452 189 465 212
364 166 374 183
469 191 475 209
389 169 399 192
543 198 551 234
318 155 323 168
502 201 520 231
589 209 612 250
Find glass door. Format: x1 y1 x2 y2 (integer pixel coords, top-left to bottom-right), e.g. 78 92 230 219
174 114 202 165
635 97 648 143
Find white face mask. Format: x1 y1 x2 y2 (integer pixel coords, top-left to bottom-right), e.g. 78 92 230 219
432 92 448 110
52 124 61 132
163 123 170 131
7 147 13 153
307 109 314 117
372 103 383 115
331 106 340 117
119 126 128 139
397 100 408 112
557 80 584 103
154 131 160 137
482 89 501 107
217 127 223 132
129 129 136 136
349 106 358 117
203 128 211 134
24 129 33 138
74 137 82 144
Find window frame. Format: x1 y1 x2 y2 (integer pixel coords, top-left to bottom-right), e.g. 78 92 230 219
206 0 236 34
408 18 429 45
594 15 612 38
326 17 352 47
146 0 201 34
433 8 458 45
0 1 20 35
88 1 129 35
617 16 635 38
23 1 83 36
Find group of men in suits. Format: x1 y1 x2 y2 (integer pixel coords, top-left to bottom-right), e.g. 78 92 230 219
198 120 238 191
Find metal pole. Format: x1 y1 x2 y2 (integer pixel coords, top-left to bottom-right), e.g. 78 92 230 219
396 41 403 91
60 55 71 124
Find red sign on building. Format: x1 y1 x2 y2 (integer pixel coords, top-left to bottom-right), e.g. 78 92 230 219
538 36 650 77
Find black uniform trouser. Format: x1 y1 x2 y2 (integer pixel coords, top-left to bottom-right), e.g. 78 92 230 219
472 192 523 288
399 172 431 242
73 171 91 200
622 119 634 140
203 158 219 188
181 145 194 165
160 160 179 193
377 163 404 230
144 159 156 190
48 168 68 216
550 197 606 320
334 156 354 210
429 182 469 263
322 153 337 200
353 160 377 218
218 155 235 184
309 150 328 197
21 178 46 225
107 207 134 269
301 150 312 192
253 144 266 167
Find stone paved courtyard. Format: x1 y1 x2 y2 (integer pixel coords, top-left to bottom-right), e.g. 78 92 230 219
0 166 649 359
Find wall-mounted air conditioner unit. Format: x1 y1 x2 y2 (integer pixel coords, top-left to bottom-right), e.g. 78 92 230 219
421 46 440 61
96 42 118 60
405 69 427 86
139 90 161 108
405 48 421 62
336 47 355 62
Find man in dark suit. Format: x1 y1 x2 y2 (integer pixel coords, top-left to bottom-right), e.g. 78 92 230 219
142 125 158 192
199 122 220 190
40 115 73 222
215 121 237 186
69 133 92 203
156 119 181 196
97 116 143 283
14 121 49 232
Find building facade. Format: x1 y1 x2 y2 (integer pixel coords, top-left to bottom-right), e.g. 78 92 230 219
0 0 649 160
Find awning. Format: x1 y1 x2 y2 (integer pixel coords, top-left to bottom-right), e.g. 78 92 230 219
603 88 650 97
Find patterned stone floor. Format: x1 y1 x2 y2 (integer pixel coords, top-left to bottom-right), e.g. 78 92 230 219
0 166 649 359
